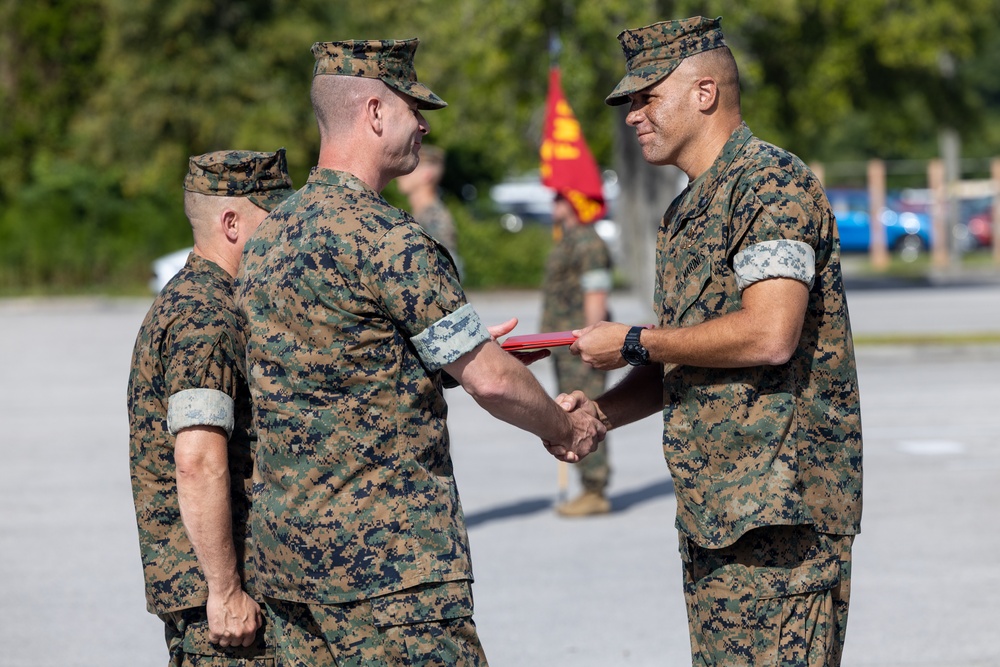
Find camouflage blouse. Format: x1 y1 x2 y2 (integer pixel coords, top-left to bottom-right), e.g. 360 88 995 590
235 168 488 605
655 123 863 548
540 224 612 333
127 253 255 613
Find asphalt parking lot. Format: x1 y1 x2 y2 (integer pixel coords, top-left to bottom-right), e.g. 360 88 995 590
1 280 998 666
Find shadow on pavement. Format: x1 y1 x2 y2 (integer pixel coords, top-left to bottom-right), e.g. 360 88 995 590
609 477 675 512
465 477 675 529
466 497 553 529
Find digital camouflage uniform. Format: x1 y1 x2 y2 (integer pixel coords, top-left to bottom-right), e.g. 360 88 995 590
233 39 489 666
540 223 613 494
127 150 293 667
608 18 862 666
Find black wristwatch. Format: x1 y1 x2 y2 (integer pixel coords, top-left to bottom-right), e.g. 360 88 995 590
620 326 650 366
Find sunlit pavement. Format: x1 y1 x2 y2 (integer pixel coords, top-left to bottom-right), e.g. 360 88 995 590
1 281 998 666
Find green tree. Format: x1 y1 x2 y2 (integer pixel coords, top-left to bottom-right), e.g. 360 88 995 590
0 0 104 201
2 0 1000 292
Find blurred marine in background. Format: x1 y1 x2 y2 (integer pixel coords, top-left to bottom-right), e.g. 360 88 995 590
538 64 615 517
395 143 462 276
127 150 294 665
542 190 614 517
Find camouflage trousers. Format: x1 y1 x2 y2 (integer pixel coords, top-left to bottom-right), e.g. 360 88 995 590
264 580 488 667
680 525 854 667
159 605 273 667
553 348 610 492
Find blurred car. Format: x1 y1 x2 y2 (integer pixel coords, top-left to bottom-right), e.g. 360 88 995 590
828 189 932 261
149 247 191 293
897 188 997 251
965 210 993 248
960 197 994 248
489 172 624 266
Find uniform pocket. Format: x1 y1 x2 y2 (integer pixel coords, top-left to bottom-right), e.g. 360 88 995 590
754 555 840 600
752 556 841 665
180 615 271 662
369 580 474 627
369 581 484 667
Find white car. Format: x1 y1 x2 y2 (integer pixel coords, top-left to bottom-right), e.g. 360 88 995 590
148 247 192 293
489 172 624 266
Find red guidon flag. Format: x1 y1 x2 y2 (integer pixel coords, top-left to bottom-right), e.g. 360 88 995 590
539 67 606 223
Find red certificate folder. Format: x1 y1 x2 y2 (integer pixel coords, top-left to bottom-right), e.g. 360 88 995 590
500 330 577 351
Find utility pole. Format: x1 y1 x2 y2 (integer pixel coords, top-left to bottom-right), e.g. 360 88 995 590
939 53 963 270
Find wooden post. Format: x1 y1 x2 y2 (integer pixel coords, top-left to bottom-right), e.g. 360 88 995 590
867 159 889 270
557 461 568 504
928 159 950 269
992 158 1000 266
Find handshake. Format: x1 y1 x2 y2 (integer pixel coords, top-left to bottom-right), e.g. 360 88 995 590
486 317 608 465
542 391 606 464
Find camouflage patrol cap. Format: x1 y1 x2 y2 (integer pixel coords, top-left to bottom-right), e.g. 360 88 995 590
606 16 726 106
183 149 294 212
311 39 447 110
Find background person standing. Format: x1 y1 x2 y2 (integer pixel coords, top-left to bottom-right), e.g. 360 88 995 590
127 150 294 665
542 190 614 517
395 143 462 276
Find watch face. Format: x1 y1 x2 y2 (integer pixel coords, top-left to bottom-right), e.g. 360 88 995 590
621 343 648 366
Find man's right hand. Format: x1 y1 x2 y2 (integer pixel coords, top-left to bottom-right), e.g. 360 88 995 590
543 391 605 462
206 587 262 648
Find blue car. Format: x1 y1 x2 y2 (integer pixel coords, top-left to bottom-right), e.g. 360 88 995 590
828 189 932 260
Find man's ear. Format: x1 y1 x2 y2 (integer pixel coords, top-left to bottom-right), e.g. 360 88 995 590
694 76 718 112
365 96 383 135
221 209 239 242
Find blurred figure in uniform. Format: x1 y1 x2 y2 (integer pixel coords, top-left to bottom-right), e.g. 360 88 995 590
542 189 614 517
395 143 462 276
128 150 294 666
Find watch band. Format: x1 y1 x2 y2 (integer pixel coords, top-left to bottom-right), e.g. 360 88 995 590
621 325 650 366
625 325 643 347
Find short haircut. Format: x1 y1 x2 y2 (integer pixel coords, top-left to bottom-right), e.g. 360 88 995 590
687 46 741 113
183 191 259 244
310 74 388 139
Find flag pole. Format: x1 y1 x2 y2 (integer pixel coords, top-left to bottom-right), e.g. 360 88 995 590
548 29 570 506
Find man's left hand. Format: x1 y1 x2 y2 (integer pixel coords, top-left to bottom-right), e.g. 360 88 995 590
571 321 630 370
489 317 550 366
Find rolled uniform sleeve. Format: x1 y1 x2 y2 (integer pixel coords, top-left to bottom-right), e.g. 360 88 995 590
162 315 242 438
734 240 815 291
729 169 824 293
411 304 490 370
167 387 235 436
368 223 489 371
581 268 613 293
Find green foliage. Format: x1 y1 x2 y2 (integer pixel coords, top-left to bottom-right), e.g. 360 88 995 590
2 0 999 292
697 0 1000 162
0 0 104 201
0 156 184 292
451 203 553 290
382 182 553 289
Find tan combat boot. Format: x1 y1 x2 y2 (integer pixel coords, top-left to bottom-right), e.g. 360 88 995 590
556 490 611 517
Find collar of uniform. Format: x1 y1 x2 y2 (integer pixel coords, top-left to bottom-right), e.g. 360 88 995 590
307 166 377 195
188 250 234 287
682 122 754 216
